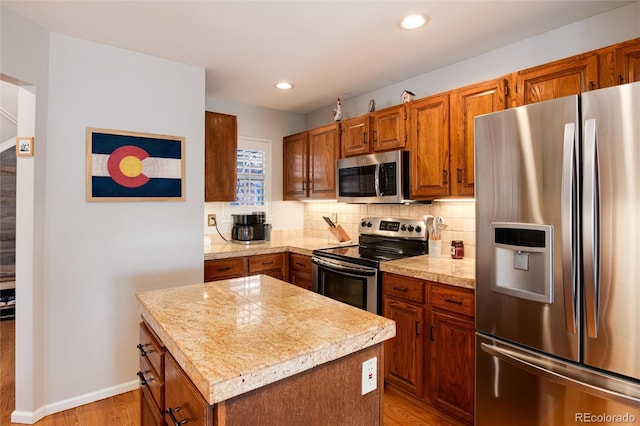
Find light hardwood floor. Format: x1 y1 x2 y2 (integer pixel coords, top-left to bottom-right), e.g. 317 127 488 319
1 320 464 425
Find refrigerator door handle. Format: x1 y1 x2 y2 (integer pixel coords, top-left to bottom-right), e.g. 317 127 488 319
480 342 640 406
561 122 577 334
583 118 600 338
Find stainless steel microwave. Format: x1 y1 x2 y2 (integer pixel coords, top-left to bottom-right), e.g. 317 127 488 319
336 150 411 203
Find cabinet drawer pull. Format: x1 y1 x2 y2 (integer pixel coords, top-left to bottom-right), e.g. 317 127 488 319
457 168 462 184
136 343 154 357
165 407 189 425
430 325 436 342
392 286 408 293
218 266 231 271
262 261 274 265
136 370 154 385
295 262 305 267
415 321 420 336
445 297 463 305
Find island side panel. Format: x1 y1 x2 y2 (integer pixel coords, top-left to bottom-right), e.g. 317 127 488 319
216 344 384 426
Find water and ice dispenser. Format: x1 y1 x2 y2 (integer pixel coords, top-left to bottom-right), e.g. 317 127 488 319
490 222 554 304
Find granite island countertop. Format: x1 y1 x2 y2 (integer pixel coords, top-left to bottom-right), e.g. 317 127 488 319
136 275 396 405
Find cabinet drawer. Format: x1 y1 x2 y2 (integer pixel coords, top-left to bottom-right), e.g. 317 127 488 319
289 253 312 272
382 274 425 303
204 257 248 281
431 284 474 317
249 253 284 273
138 322 164 380
139 352 164 412
165 354 211 426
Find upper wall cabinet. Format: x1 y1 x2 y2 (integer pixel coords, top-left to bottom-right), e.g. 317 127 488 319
205 111 237 202
597 37 640 88
370 104 407 153
340 115 370 157
449 76 509 197
340 104 407 158
283 123 340 201
514 52 599 106
407 93 450 199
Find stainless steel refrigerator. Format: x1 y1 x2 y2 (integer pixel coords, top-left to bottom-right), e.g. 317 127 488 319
475 81 640 425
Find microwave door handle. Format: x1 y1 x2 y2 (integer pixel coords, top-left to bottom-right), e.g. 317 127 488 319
378 164 387 196
374 164 381 197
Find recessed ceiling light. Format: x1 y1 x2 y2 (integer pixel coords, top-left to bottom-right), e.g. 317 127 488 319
275 82 294 90
399 14 428 30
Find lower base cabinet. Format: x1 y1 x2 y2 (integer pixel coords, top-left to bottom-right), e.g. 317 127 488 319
382 273 475 425
289 253 313 290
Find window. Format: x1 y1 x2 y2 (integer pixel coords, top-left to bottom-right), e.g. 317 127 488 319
229 137 271 211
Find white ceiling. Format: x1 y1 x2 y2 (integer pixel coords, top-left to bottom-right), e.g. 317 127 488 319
3 1 633 114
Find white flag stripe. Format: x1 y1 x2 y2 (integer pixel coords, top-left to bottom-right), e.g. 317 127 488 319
91 153 181 179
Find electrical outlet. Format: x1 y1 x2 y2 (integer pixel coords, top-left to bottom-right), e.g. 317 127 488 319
361 357 377 395
207 214 217 227
331 212 338 224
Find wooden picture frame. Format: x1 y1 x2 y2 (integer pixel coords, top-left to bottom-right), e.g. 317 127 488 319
16 136 34 156
86 128 185 202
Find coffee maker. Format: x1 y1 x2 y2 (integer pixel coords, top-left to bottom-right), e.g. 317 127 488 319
231 212 271 244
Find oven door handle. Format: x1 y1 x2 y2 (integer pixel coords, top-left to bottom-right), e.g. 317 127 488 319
311 257 377 277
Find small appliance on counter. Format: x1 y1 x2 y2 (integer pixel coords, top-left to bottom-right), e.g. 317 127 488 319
231 212 271 244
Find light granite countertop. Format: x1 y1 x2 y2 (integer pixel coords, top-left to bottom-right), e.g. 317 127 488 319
137 275 396 405
204 234 475 289
380 255 475 289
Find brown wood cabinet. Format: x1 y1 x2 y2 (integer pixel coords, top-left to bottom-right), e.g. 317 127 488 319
204 253 286 282
382 274 426 398
598 37 640 87
514 52 599 106
138 322 166 426
165 353 213 426
340 115 370 157
283 124 340 200
370 104 407 152
449 77 509 197
429 284 475 424
204 111 237 202
407 94 451 199
289 253 313 290
382 273 475 425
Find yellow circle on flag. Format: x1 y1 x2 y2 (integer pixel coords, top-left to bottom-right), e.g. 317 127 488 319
120 156 144 178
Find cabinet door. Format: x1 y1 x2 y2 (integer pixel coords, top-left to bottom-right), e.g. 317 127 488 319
141 385 165 426
289 253 313 290
283 132 308 200
204 258 248 281
383 297 424 397
204 111 237 202
431 310 474 424
450 77 508 197
408 94 450 199
340 115 370 157
515 53 599 105
371 104 406 152
165 354 211 426
615 39 640 85
308 123 340 199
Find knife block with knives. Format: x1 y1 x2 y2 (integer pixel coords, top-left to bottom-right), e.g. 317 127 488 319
323 216 351 243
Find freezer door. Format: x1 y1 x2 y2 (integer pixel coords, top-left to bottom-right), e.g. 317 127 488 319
581 82 640 380
475 96 580 361
476 334 640 426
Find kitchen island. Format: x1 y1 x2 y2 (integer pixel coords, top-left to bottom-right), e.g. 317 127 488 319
136 274 396 426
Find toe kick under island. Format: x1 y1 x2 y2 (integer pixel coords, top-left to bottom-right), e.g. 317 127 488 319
136 274 396 426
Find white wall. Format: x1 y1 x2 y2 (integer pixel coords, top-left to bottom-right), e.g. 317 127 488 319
306 2 640 128
203 97 306 235
2 6 207 421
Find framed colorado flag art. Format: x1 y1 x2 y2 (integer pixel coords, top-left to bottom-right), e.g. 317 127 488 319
86 128 185 201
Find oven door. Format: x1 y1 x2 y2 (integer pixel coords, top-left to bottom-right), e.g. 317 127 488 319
311 256 379 314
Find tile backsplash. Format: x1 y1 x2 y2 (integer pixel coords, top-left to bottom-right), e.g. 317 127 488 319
304 201 476 258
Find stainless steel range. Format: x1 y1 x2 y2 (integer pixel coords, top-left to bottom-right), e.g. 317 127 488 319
311 217 428 315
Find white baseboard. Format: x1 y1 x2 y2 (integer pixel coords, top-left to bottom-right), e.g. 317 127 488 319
10 380 139 424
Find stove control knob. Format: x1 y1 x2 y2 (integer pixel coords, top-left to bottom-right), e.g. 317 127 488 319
401 224 407 231
366 221 373 228
415 226 422 233
408 225 415 232
360 221 367 227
